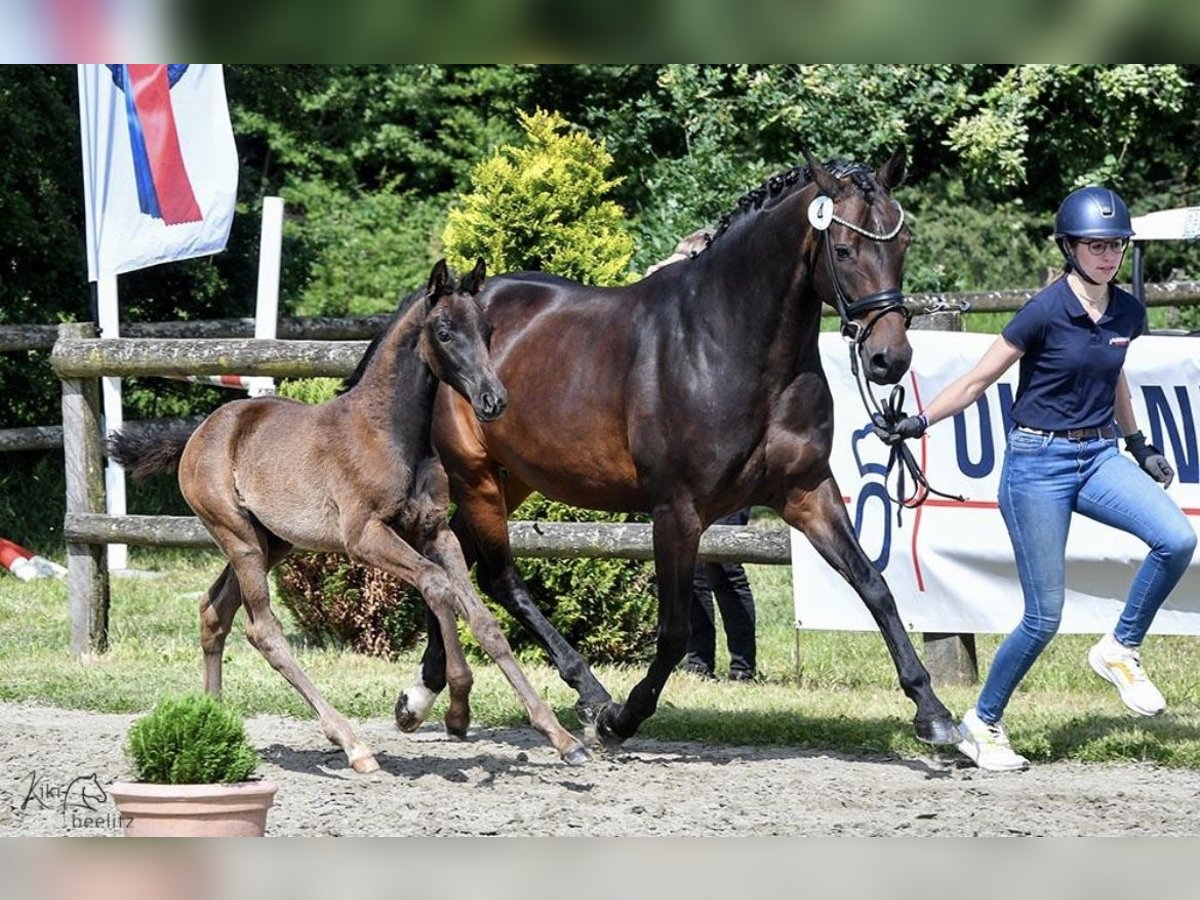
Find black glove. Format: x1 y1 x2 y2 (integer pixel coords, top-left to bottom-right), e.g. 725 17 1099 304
1125 430 1174 488
872 412 928 447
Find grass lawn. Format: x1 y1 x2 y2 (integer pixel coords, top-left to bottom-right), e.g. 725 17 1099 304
2 547 1200 767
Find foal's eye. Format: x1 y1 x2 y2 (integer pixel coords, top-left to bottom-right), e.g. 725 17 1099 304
436 327 452 343
834 245 853 261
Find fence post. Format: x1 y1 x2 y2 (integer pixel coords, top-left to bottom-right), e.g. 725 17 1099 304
58 322 109 657
909 308 979 687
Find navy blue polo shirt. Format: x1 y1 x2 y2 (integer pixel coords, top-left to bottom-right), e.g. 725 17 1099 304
1002 278 1146 431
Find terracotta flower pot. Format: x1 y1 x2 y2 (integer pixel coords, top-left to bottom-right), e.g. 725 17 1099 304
108 780 278 837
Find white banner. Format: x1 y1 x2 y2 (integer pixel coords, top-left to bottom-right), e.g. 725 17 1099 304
793 331 1200 636
79 64 237 281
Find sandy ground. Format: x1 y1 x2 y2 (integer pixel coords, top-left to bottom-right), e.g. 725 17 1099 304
4 700 1200 837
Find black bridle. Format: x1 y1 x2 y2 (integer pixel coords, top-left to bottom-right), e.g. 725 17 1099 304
817 196 964 519
815 195 909 408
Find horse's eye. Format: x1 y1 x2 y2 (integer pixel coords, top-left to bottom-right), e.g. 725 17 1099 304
835 245 853 261
436 328 452 343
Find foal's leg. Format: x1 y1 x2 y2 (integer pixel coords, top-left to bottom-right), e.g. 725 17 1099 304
211 525 380 773
199 563 241 697
353 519 587 764
435 471 614 737
394 524 480 734
595 503 702 745
424 524 589 764
200 539 292 696
779 474 958 745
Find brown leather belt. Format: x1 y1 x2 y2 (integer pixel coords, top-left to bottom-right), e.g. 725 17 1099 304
1016 424 1116 441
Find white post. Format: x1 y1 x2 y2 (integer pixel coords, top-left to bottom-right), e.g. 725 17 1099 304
96 274 127 571
249 196 284 397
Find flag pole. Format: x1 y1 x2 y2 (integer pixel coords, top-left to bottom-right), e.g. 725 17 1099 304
249 196 284 397
96 273 127 571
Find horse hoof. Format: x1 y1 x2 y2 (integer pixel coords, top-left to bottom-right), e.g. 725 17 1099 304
562 744 591 766
350 752 381 774
444 721 469 741
914 714 961 746
577 701 624 749
394 686 436 733
593 706 628 752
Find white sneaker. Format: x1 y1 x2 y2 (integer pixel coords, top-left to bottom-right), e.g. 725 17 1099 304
1088 633 1166 717
955 708 1029 771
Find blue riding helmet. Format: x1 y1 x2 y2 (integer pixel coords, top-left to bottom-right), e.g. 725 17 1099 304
1053 186 1133 284
1053 186 1134 240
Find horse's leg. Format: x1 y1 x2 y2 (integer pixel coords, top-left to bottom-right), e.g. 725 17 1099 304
200 538 291 697
779 475 959 745
426 525 588 763
422 588 474 740
595 504 700 744
394 515 482 733
354 519 587 764
212 525 380 773
199 563 240 697
394 604 446 733
403 472 615 741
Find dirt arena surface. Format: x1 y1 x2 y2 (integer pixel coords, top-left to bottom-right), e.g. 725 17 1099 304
4 700 1200 837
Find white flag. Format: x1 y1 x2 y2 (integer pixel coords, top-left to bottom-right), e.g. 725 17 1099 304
78 64 238 281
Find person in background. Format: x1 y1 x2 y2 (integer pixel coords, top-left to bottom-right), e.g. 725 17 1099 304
644 227 713 276
875 185 1195 771
683 509 758 682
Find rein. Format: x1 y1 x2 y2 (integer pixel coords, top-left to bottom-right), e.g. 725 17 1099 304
815 196 963 519
870 385 966 523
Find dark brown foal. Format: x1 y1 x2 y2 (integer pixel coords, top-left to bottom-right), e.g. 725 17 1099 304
111 259 588 771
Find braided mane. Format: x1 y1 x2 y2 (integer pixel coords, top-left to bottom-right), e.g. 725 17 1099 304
705 158 876 253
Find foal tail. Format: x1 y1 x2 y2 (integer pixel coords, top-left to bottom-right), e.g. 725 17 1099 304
107 422 198 480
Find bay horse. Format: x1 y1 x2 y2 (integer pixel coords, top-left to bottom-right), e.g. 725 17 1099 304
109 259 589 772
396 149 960 749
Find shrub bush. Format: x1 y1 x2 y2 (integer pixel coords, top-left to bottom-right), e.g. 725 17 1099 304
125 694 259 785
442 108 636 285
274 551 427 659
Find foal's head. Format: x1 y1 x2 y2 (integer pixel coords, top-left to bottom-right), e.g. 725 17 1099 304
804 148 912 385
419 258 507 422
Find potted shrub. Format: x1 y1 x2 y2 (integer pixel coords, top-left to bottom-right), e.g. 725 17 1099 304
108 694 278 837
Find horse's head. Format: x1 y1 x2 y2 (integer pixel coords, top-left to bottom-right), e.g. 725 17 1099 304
804 148 912 385
419 258 508 422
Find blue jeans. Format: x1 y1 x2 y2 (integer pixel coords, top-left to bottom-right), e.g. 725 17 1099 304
975 428 1196 725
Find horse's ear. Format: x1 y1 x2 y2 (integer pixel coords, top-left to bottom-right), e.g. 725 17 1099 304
461 257 487 295
803 147 844 199
426 259 450 308
877 146 907 191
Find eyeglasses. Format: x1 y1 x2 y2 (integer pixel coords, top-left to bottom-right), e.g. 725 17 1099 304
1078 238 1128 256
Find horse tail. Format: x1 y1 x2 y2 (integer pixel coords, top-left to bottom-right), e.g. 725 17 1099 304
107 421 197 480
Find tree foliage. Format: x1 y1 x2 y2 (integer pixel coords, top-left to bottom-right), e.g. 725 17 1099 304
947 65 1190 203
443 108 635 284
4 64 1200 554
